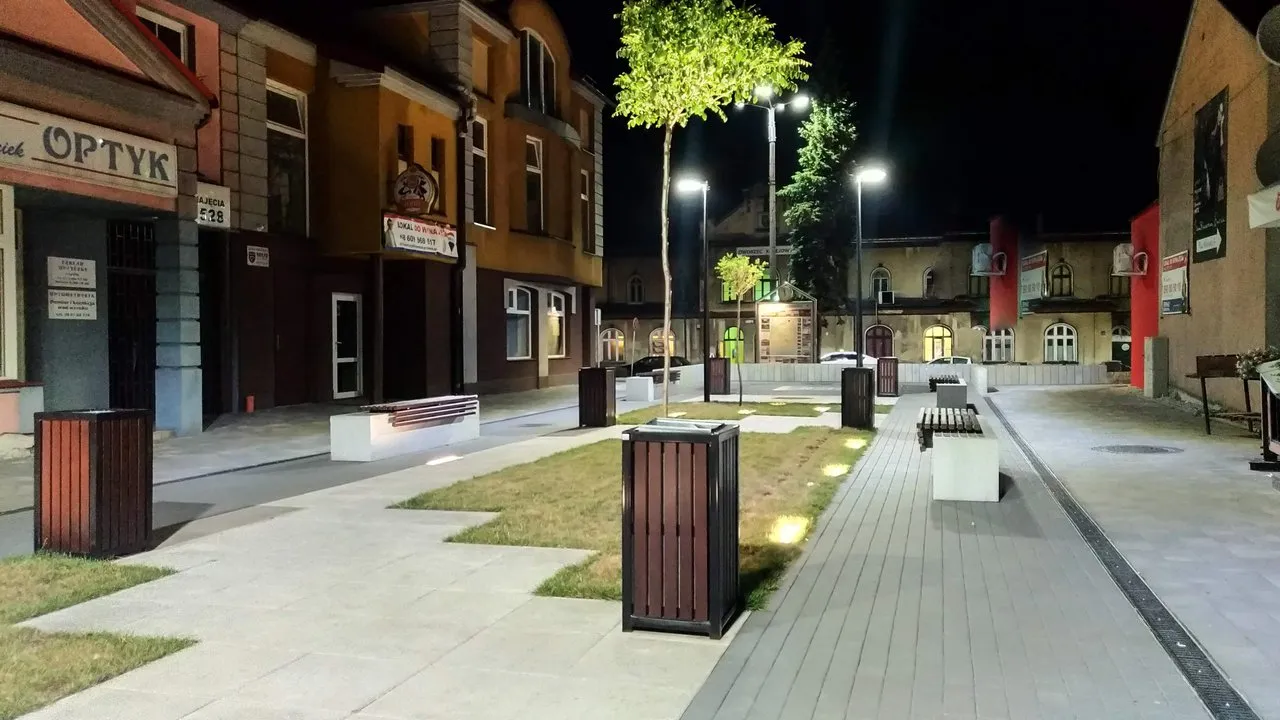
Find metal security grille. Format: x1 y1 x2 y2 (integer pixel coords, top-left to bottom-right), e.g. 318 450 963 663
106 221 157 411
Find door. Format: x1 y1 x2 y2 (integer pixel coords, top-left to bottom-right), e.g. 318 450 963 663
107 221 157 410
331 293 362 399
865 325 893 358
274 253 309 406
1112 326 1132 370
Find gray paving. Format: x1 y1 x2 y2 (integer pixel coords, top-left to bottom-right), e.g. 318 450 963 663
682 392 1208 720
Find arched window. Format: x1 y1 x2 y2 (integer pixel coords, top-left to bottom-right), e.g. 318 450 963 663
505 287 532 360
865 324 894 358
1048 262 1074 297
984 327 1014 363
627 276 644 304
649 328 676 356
722 326 746 363
600 328 625 363
870 266 891 297
1044 323 1078 363
922 267 936 298
520 30 556 115
924 325 953 361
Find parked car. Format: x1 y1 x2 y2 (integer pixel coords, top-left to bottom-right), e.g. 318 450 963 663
631 355 690 375
926 356 973 365
819 351 879 366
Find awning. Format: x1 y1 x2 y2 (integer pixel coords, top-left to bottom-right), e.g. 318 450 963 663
1248 183 1280 228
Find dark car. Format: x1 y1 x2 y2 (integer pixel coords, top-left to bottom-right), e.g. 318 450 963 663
631 355 690 375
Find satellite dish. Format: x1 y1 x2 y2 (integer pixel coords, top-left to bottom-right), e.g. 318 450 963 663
1257 131 1280 186
1257 5 1280 65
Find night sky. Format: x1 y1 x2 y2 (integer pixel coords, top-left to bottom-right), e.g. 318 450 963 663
548 0 1193 254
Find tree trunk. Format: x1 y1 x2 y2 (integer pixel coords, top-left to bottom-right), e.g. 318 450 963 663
736 297 744 406
660 123 674 416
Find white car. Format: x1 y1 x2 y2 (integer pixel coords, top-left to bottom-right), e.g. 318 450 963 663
820 351 879 366
926 356 973 365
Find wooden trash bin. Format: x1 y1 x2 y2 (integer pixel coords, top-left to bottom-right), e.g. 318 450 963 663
34 410 153 558
841 367 875 430
708 357 732 395
876 356 899 397
622 419 740 639
578 367 617 427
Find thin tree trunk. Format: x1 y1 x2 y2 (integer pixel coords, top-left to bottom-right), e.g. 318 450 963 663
660 123 673 416
736 297 744 406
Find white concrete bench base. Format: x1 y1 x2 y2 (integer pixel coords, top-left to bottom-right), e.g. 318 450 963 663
330 412 480 462
931 417 1000 502
626 376 655 402
937 380 969 409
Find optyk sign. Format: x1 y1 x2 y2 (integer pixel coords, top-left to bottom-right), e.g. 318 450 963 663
0 100 177 198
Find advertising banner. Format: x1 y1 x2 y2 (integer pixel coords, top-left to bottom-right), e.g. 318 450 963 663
1161 251 1189 316
1018 250 1047 317
382 213 458 259
1193 89 1228 262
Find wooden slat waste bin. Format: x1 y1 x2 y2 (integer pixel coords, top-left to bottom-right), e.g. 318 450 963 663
578 367 617 427
34 410 153 558
841 366 875 430
622 419 740 639
876 356 899 397
707 357 731 395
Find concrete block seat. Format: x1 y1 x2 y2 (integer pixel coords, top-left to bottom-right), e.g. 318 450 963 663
937 379 969 409
916 407 999 503
330 395 480 462
626 376 655 402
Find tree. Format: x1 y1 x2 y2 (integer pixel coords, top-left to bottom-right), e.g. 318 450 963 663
615 0 807 414
715 254 767 406
780 97 859 314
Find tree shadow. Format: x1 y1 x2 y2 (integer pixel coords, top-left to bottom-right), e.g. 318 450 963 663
740 542 802 610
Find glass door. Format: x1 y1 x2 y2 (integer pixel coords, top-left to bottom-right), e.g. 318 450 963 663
331 293 362 399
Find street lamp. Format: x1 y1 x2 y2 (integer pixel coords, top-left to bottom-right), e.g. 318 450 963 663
736 87 811 286
852 164 888 368
676 177 712 402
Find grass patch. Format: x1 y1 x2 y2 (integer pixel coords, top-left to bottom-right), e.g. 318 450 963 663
876 404 894 414
0 555 191 720
618 401 837 425
398 427 872 610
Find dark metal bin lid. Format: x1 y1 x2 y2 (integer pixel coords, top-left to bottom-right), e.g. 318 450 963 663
624 417 740 441
34 409 154 422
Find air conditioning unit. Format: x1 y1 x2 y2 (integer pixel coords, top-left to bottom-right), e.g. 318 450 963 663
878 290 896 305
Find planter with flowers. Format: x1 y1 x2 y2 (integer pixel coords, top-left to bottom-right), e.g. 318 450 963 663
1237 347 1280 380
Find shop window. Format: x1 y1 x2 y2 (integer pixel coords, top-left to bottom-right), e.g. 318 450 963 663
1044 322 1078 363
506 287 532 360
967 267 990 297
922 267 936 298
871 266 891 297
471 118 490 226
525 137 544 233
136 7 191 68
266 82 308 236
1049 262 1074 297
649 328 676 356
627 276 644 304
984 327 1014 363
924 325 953 361
547 291 567 358
521 30 556 116
581 170 593 252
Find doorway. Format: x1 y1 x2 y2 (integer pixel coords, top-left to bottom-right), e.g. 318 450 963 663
1112 326 1132 370
106 220 156 410
331 292 362 399
865 324 893 358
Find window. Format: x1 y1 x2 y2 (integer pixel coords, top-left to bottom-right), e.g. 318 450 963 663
136 7 190 68
266 82 308 236
600 328 625 363
627 276 644 304
525 137 544 233
722 327 746 362
1109 273 1131 297
0 186 17 380
471 118 490 226
1044 323 1078 363
922 268 937 298
396 124 415 166
755 277 775 301
547 291 567 358
521 30 556 115
923 325 953 361
580 170 593 252
430 137 446 211
757 212 768 231
505 287 532 360
983 327 1014 363
649 328 676 356
1048 262 1074 298
473 39 491 96
871 267 892 297
967 267 990 297
866 325 894 358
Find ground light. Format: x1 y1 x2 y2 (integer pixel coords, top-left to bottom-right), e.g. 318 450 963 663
844 438 868 450
822 463 851 477
768 516 810 545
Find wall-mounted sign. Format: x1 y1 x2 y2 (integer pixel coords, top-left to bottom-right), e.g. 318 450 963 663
197 182 231 228
48 289 97 320
47 257 95 289
246 245 270 268
383 213 458 259
1161 251 1189 316
0 100 177 198
736 246 793 257
1192 88 1228 263
391 163 439 216
756 301 815 364
1018 250 1048 317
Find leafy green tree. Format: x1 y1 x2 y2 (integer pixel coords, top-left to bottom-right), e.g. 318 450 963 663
615 0 807 414
780 97 859 313
715 254 767 405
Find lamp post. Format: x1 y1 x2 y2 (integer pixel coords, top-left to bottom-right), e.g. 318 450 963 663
735 87 810 286
853 165 888 368
676 177 712 402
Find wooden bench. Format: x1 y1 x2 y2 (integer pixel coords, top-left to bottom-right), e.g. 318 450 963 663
928 374 961 392
917 406 1000 503
331 395 480 462
1186 355 1260 435
916 406 981 450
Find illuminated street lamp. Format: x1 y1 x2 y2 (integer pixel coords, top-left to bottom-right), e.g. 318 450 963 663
676 177 712 402
853 164 888 368
736 87 811 285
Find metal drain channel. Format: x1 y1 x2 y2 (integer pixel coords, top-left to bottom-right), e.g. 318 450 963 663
985 399 1259 720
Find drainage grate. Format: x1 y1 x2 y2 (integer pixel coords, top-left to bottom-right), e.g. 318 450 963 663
986 400 1260 720
1092 444 1184 455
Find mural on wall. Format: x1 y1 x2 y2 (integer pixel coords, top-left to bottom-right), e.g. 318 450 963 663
1192 88 1228 263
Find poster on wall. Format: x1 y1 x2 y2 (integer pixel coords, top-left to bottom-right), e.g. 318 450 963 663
48 289 97 320
1193 88 1228 263
1018 250 1047 317
46 257 95 289
1160 251 1189 315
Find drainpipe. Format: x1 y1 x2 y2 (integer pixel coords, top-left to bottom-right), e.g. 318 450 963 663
451 97 476 395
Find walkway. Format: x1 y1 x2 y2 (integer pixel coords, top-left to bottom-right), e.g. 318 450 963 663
682 392 1208 720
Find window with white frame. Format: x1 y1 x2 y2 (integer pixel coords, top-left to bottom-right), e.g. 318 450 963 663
0 185 18 380
983 327 1014 363
627 275 643 304
525 137 544 233
649 328 676 356
521 30 556 115
924 325 953 361
266 82 308 236
471 117 490 226
600 328 624 363
547 291 567 358
871 267 891 297
505 287 532 360
1044 322 1078 363
580 169 593 252
136 7 191 68
922 267 936 298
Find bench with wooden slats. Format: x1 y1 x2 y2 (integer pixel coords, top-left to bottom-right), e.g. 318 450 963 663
928 374 961 391
361 395 479 429
916 406 982 450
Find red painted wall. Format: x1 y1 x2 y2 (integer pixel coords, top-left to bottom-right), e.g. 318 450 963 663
1130 203 1160 389
989 216 1020 330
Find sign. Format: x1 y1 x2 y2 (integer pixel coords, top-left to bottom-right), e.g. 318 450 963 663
382 213 458 259
1247 183 1280 228
48 289 97 320
1018 250 1048 317
391 164 439 215
47 257 95 289
0 100 177 198
1193 89 1228 262
736 246 793 257
196 182 231 228
246 245 270 268
1161 251 1189 315
756 302 816 363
